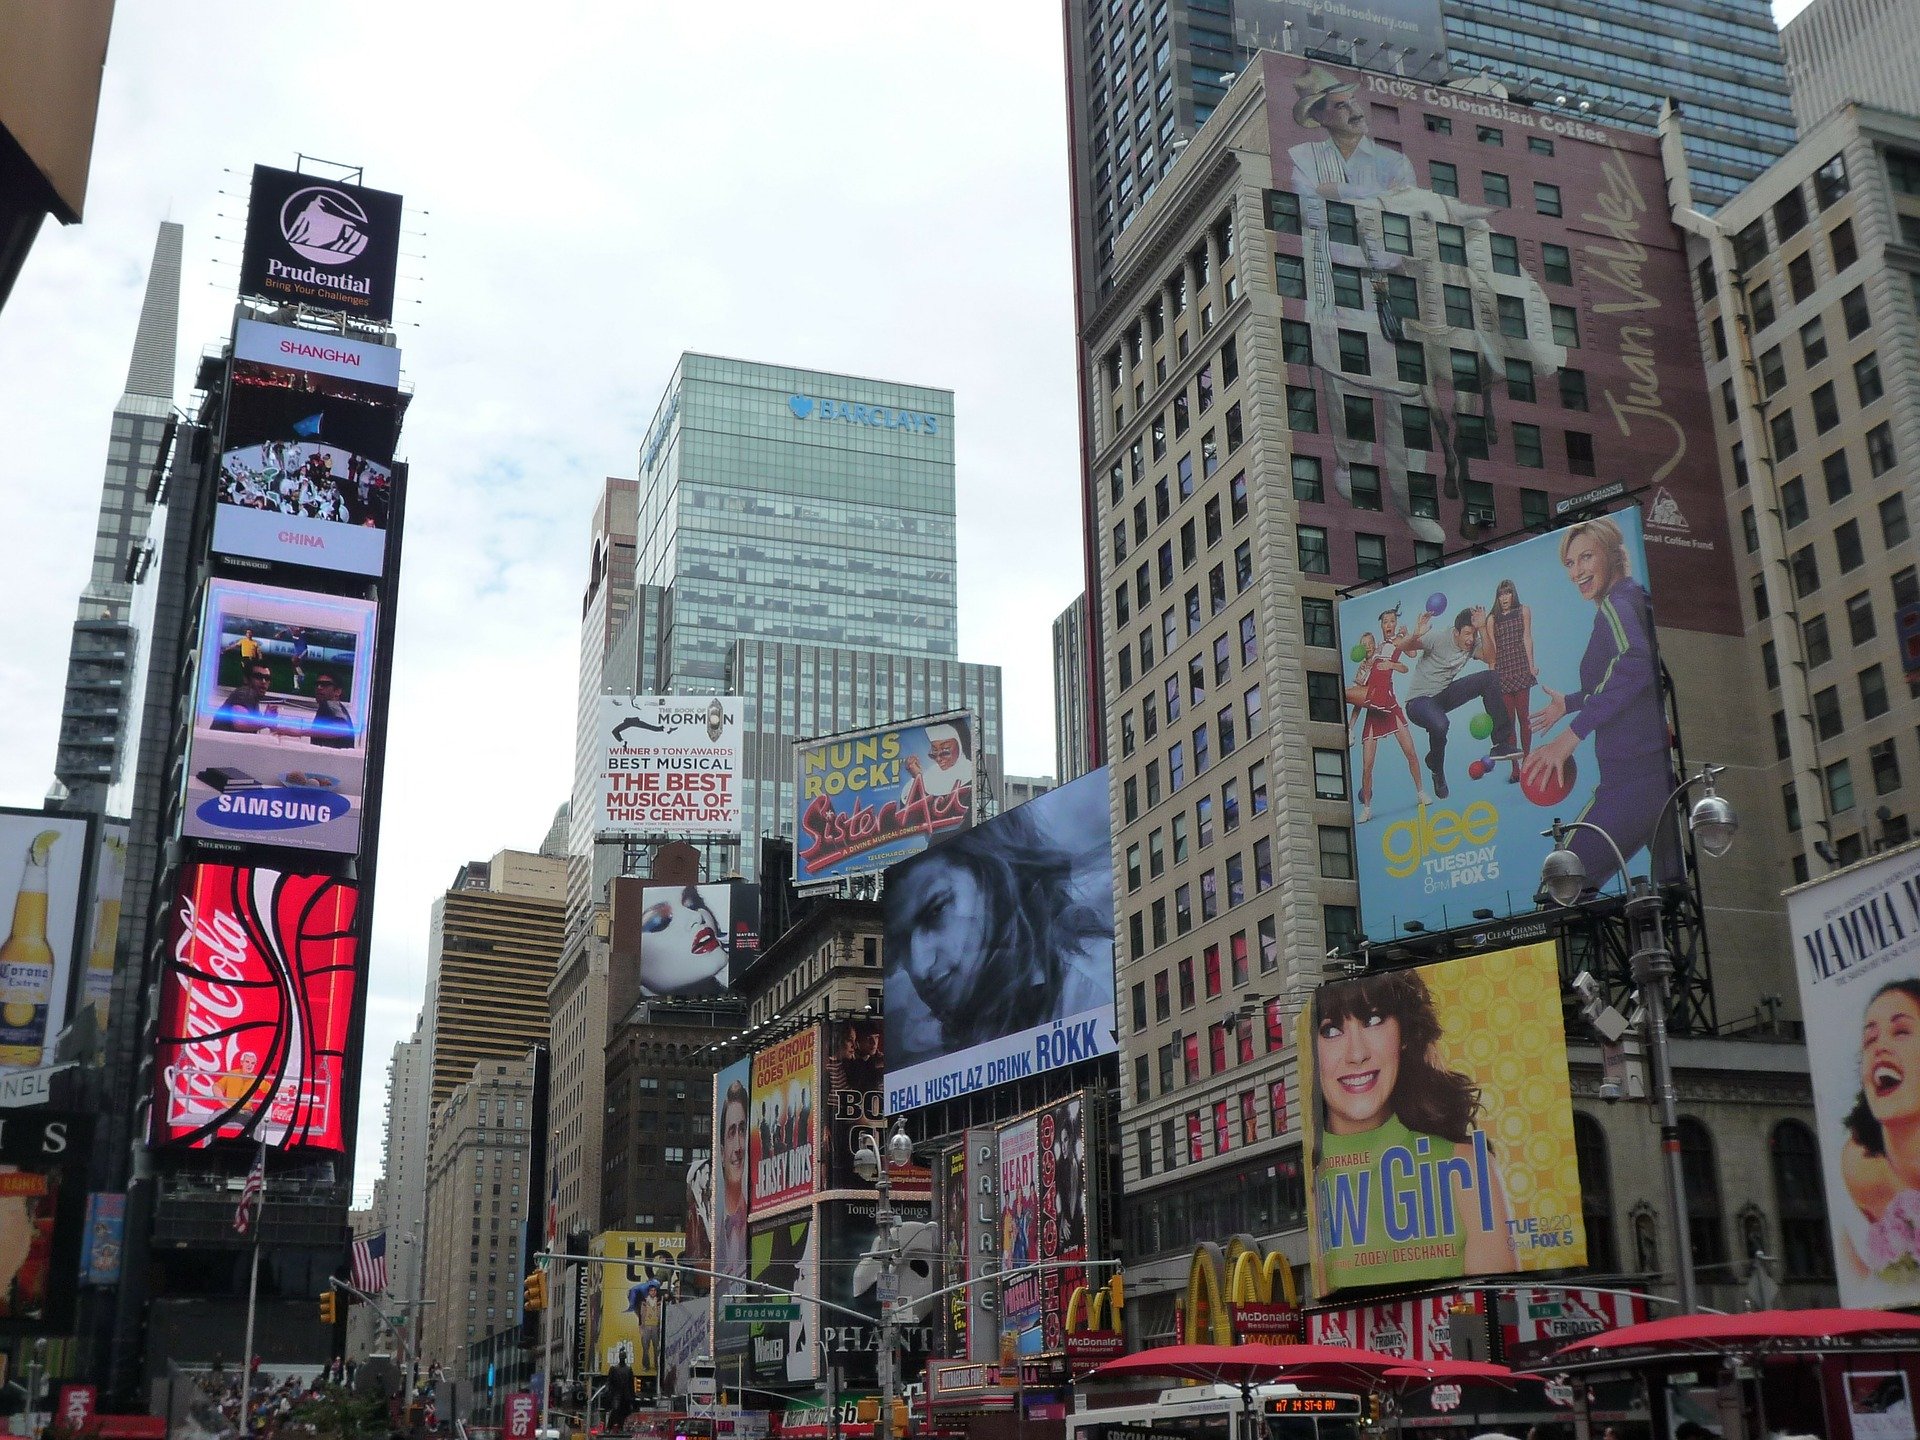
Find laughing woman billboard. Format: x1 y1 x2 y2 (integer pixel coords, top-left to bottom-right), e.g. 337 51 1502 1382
1302 942 1585 1295
1787 843 1920 1306
882 769 1117 1113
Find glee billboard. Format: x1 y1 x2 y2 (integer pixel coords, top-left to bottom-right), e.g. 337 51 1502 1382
1337 507 1675 941
1302 942 1585 1295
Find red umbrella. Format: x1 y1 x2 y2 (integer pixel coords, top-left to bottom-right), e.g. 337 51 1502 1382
1553 1309 1920 1364
1084 1343 1403 1387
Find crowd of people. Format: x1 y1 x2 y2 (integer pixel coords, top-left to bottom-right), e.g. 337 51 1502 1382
219 440 390 531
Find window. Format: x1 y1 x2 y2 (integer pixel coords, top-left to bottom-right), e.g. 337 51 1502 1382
1803 612 1830 667
1280 320 1314 368
1483 171 1511 207
1797 318 1827 368
1443 283 1475 329
1124 776 1139 822
1350 464 1382 510
1332 265 1365 308
1164 672 1180 721
1410 472 1437 520
1451 348 1482 393
1491 233 1520 275
1565 430 1596 476
1771 1121 1833 1279
1831 218 1858 271
1514 422 1544 468
1774 185 1808 239
1742 507 1759 552
1204 495 1221 546
1264 190 1302 231
1812 381 1840 433
1402 403 1432 450
1356 533 1388 581
1253 836 1273 891
1244 683 1263 736
1240 612 1259 664
1560 367 1588 410
1377 345 1422 398
1313 748 1347 800
1226 853 1244 906
1836 518 1864 572
1678 1116 1727 1272
1287 385 1318 432
1175 883 1192 934
1844 285 1871 336
1772 410 1799 461
1430 160 1458 197
1828 758 1856 813
1782 476 1809 528
1860 664 1889 720
1847 591 1876 645
1297 525 1329 574
1383 211 1412 255
1534 181 1562 216
1872 738 1903 796
1814 152 1850 208
1318 824 1354 879
1763 640 1780 689
1550 303 1579 347
1732 218 1768 270
1759 346 1787 396
1573 1113 1619 1274
1230 470 1247 521
1425 113 1452 134
1477 124 1503 146
1325 904 1359 954
1793 543 1821 598
1868 421 1897 475
1788 251 1815 302
1750 279 1776 330
1882 494 1911 548
1385 273 1418 319
1498 294 1527 338
1813 684 1843 740
1249 759 1267 816
1856 352 1885 407
1126 843 1142 891
1325 200 1359 246
1437 223 1466 266
1291 454 1323 503
1521 487 1550 531
1302 597 1334 647
1337 328 1370 375
1275 253 1306 298
1195 794 1213 848
1306 671 1342 723
1120 711 1136 757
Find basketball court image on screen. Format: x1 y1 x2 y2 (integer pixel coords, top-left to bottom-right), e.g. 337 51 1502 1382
181 579 378 856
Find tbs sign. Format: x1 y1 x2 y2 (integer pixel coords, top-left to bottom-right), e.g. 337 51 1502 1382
239 164 403 324
787 394 940 436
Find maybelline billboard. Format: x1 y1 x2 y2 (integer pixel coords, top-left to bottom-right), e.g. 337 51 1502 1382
238 164 403 324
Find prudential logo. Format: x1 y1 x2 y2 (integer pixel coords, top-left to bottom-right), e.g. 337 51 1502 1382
279 186 373 266
787 394 940 436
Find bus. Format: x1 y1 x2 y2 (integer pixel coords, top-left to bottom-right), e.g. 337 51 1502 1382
1068 1385 1367 1440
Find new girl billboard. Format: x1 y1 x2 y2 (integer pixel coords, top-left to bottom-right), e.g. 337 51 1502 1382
1337 508 1675 940
1302 943 1584 1296
1787 842 1920 1306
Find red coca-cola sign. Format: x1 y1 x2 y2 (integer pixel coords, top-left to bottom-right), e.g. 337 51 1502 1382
154 862 360 1150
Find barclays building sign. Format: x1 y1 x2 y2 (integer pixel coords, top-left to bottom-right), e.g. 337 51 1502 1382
787 393 940 436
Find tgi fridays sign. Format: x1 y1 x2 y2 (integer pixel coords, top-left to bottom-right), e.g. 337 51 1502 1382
1501 1287 1646 1367
1310 1294 1467 1361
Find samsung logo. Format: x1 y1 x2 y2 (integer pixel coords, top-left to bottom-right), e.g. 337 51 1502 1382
787 394 939 435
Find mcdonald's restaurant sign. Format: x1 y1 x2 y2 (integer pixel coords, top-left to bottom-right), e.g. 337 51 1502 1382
1064 1275 1127 1366
1180 1237 1301 1345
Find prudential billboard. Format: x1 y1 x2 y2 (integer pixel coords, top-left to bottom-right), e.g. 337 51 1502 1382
1336 507 1676 940
882 769 1116 1113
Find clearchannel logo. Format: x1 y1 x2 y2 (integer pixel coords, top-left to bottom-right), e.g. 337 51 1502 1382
786 394 940 436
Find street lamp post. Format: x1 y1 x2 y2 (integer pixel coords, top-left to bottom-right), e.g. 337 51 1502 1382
853 1119 914 1440
1538 765 1739 1317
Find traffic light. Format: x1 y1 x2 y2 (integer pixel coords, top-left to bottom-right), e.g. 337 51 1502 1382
523 1268 548 1312
319 1289 338 1325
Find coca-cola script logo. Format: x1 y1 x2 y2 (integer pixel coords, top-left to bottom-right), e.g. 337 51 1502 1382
155 863 359 1150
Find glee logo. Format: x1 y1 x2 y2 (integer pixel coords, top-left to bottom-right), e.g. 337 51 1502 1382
1381 801 1497 879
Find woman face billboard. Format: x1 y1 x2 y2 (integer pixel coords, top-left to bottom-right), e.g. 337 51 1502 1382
1336 507 1677 940
1787 844 1920 1305
1302 942 1585 1296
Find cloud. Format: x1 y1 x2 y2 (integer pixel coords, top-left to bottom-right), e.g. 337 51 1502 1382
0 1 1083 1196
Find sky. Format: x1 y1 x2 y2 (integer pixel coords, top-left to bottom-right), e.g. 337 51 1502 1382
0 0 1814 1203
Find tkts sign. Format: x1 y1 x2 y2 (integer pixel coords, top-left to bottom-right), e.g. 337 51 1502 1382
238 164 403 324
154 863 361 1150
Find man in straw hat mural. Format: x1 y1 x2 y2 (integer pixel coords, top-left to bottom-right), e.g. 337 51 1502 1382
1284 63 1565 543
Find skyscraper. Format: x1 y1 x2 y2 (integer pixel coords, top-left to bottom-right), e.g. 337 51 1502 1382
1053 592 1092 783
1782 0 1920 129
54 221 182 811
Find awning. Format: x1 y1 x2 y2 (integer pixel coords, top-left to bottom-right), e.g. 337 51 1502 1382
1551 1309 1920 1368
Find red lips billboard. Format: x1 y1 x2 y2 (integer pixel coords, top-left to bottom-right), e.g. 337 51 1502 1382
154 862 360 1150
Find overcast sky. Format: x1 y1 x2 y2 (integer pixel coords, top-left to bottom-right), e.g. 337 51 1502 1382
0 0 1812 1202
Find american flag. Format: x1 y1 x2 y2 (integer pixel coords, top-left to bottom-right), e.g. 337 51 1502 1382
233 1143 266 1235
351 1231 389 1294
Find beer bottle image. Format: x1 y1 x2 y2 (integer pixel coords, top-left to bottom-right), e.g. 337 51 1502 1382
0 830 62 1067
84 831 126 1028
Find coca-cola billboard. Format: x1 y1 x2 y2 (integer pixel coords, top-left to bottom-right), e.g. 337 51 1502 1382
154 862 360 1150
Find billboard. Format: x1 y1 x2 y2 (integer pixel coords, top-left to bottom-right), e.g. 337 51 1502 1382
1302 942 1585 1295
747 1210 819 1385
79 1192 126 1288
822 1198 936 1386
0 811 90 1074
213 319 405 576
182 579 380 855
633 881 759 998
1786 843 1920 1308
794 713 977 886
590 1231 684 1377
935 1143 969 1360
597 696 743 837
883 768 1117 1114
238 164 403 323
79 820 127 1033
750 1028 818 1211
154 862 361 1150
1263 52 1737 635
0 1113 91 1332
1238 0 1448 73
998 1097 1093 1357
1337 508 1676 940
711 1056 754 1355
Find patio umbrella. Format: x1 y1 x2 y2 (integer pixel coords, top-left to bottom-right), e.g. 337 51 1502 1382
1084 1343 1407 1388
1551 1309 1920 1366
1380 1361 1537 1390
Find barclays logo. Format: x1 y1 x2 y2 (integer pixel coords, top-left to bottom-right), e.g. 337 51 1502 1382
787 394 939 436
